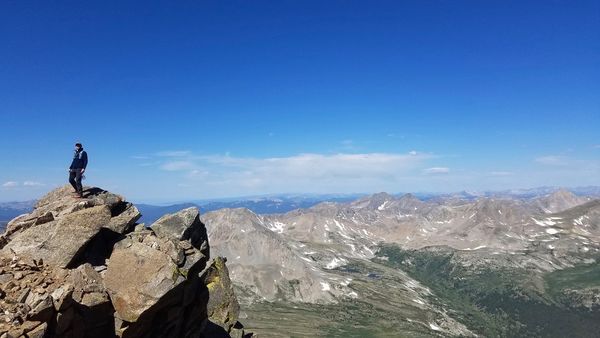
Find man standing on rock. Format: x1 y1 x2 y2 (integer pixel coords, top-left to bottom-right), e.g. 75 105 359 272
69 142 88 198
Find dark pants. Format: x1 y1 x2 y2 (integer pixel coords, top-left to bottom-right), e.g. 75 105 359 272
69 169 83 194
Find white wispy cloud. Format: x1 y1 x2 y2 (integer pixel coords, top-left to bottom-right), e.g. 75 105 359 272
2 181 46 188
138 162 160 167
535 155 569 166
152 151 436 194
423 167 450 175
156 150 192 157
2 181 18 188
23 181 45 187
160 160 196 171
188 152 428 177
489 171 513 176
115 150 600 200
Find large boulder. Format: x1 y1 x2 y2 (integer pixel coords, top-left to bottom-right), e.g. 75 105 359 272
104 223 211 337
104 234 188 322
2 205 111 268
106 203 141 234
150 207 209 257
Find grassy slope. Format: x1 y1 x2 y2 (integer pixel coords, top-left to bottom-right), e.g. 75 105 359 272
241 259 446 338
376 244 600 338
240 244 600 337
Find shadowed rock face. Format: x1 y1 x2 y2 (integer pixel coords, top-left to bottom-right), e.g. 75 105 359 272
150 207 209 258
204 257 240 332
0 185 251 338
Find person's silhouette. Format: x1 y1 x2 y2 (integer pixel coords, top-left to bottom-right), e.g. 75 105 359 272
68 142 88 198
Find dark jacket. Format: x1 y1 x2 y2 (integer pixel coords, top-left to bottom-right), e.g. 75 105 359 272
70 149 88 169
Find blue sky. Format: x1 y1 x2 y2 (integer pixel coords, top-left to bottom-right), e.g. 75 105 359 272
1 1 598 202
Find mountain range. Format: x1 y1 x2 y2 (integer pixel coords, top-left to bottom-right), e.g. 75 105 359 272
199 189 600 337
132 186 599 224
4 186 598 229
2 187 599 336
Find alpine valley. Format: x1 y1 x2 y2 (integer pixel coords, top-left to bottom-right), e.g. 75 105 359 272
198 188 600 337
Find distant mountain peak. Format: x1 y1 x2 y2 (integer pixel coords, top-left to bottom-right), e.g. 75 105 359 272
350 192 396 210
398 193 420 200
549 188 576 199
535 188 590 213
371 192 394 200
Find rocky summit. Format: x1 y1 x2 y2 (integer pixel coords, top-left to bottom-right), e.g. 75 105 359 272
0 185 250 338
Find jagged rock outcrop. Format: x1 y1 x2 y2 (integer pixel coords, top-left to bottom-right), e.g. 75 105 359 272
0 185 250 338
203 257 241 335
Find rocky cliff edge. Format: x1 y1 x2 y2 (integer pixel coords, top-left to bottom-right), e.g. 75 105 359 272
0 185 250 338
